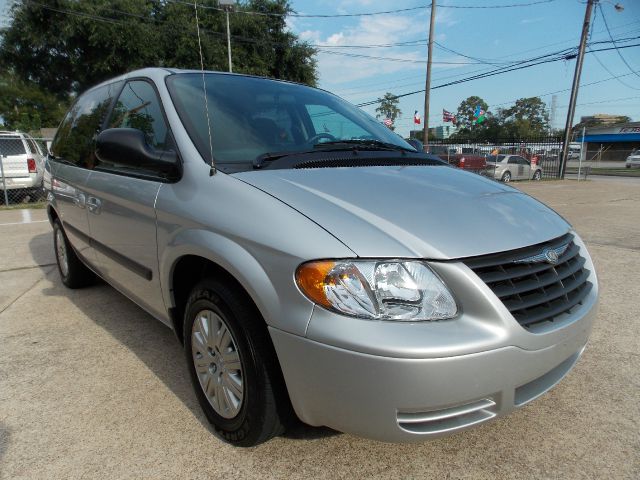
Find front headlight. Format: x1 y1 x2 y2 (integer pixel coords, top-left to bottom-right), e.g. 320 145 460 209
295 260 457 321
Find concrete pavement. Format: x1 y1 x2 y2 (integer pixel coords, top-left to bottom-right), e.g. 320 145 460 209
0 180 638 479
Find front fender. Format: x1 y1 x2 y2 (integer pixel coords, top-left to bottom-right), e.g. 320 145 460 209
160 228 287 330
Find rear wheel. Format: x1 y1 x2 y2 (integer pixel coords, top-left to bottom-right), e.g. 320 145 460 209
532 170 542 181
184 278 290 446
501 171 512 182
53 219 95 288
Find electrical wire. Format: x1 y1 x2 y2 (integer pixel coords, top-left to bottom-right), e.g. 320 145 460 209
163 0 556 18
598 4 640 80
354 43 640 107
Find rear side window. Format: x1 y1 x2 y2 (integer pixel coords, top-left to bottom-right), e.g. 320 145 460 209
51 81 123 168
0 138 26 156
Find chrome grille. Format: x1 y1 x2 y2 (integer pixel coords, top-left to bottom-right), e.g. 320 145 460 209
464 233 592 329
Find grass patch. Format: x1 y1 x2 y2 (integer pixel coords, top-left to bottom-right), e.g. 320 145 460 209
566 167 640 177
0 201 47 210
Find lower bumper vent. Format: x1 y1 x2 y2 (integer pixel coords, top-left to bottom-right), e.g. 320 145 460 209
397 398 496 435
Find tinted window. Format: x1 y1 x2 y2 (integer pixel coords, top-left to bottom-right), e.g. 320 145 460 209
0 138 26 156
108 81 169 149
51 81 123 168
507 156 517 164
25 138 37 154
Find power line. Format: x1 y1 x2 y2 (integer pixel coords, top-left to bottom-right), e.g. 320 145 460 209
354 43 640 107
163 0 556 18
588 47 640 90
316 49 509 65
598 4 640 80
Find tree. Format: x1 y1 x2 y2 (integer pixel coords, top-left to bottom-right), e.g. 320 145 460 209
454 96 489 132
0 0 317 127
375 93 401 130
0 72 68 131
500 97 549 137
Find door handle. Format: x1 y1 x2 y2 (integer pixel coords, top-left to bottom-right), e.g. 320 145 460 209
74 192 86 208
86 196 102 214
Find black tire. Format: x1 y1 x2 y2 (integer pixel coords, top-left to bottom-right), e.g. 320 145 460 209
501 171 512 182
53 219 95 288
183 278 290 447
533 170 542 181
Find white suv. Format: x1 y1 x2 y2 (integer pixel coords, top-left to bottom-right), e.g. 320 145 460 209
0 131 46 201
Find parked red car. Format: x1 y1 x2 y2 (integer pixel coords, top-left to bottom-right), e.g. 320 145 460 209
439 154 487 173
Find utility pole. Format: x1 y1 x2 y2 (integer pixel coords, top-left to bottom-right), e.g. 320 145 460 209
559 0 595 178
422 0 436 152
220 0 237 73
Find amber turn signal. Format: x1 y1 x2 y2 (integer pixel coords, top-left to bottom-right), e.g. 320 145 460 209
295 261 336 308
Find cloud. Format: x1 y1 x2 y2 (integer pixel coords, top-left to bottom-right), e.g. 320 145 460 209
308 13 430 86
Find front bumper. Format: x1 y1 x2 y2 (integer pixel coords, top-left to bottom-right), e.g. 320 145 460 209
271 313 594 442
271 235 598 442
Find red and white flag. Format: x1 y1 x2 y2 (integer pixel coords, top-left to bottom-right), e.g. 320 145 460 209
443 109 456 123
413 110 421 125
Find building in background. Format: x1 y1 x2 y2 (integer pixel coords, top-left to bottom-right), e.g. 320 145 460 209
433 125 457 139
577 121 640 162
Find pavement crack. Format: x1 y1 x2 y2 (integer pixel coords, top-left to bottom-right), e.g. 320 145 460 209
0 263 56 273
0 266 55 315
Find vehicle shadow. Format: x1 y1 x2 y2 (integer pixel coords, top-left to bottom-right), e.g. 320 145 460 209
29 232 338 443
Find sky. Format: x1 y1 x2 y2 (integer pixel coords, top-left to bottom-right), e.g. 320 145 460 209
0 0 638 138
287 0 640 137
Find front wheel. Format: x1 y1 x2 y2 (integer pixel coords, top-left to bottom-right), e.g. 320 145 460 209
501 171 512 182
184 278 290 446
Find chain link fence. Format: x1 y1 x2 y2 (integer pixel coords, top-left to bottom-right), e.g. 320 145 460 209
0 135 51 207
425 136 566 182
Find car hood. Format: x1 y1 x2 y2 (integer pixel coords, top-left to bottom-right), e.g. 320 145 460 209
233 165 570 260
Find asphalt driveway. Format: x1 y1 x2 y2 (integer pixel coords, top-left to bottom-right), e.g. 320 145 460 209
0 179 638 479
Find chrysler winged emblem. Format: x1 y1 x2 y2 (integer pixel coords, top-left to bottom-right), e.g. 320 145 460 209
514 243 568 265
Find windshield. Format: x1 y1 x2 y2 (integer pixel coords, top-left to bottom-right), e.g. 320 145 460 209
166 73 412 167
486 155 505 163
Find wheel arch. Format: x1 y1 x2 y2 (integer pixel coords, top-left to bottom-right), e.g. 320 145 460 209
161 230 283 344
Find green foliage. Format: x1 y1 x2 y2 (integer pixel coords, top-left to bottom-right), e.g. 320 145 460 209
0 72 68 131
375 92 401 130
0 0 317 128
454 96 489 132
500 96 549 137
450 95 550 140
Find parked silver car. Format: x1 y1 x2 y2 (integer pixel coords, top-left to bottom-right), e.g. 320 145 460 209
46 69 598 446
625 149 640 168
0 130 46 200
486 154 543 182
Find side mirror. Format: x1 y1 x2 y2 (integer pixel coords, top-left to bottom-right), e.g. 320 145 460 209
95 128 180 179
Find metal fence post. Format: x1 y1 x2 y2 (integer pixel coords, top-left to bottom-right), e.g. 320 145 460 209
0 155 9 205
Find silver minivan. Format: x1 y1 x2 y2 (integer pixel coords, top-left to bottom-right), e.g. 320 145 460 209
46 68 598 446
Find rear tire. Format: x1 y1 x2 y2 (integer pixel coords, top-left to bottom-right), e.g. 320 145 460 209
501 171 512 182
183 278 290 446
53 219 95 288
533 170 542 181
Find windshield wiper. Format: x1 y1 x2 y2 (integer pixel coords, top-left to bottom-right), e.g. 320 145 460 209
313 139 414 152
253 150 315 169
